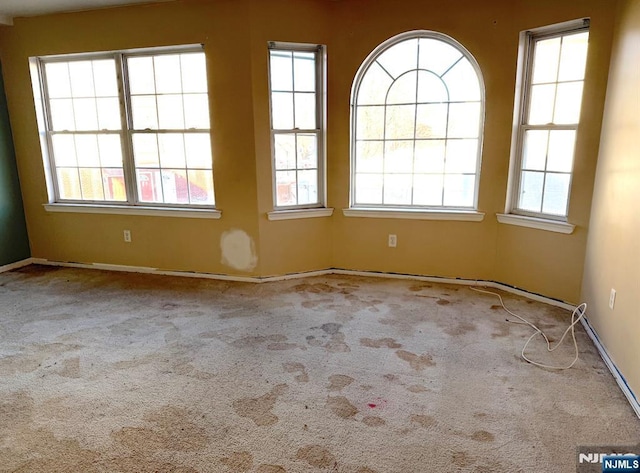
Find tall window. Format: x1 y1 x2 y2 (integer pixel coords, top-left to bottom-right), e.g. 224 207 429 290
351 31 484 210
509 20 589 219
268 43 325 209
35 45 215 207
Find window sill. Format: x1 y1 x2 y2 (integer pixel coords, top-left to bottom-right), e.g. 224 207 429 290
43 203 222 219
342 208 485 222
496 213 574 234
267 208 334 221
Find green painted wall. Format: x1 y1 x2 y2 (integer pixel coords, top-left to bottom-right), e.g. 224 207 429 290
0 61 30 266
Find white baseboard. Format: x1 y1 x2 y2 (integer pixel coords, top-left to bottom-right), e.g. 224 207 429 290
0 257 34 274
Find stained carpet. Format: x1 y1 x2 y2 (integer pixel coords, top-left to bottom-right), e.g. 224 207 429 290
0 265 638 472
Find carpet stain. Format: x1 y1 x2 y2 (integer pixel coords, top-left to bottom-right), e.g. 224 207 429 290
233 384 288 426
411 414 436 428
266 342 299 351
57 356 81 378
471 430 495 442
220 451 253 472
328 374 354 391
444 321 477 337
408 283 432 291
490 304 502 310
311 323 350 352
383 374 400 382
362 416 386 427
302 298 332 309
452 451 473 468
0 391 33 438
406 385 428 393
357 468 379 473
325 333 350 353
295 283 341 294
326 396 358 418
283 362 309 382
360 337 402 349
232 335 287 348
396 350 435 370
296 445 336 468
161 302 180 310
436 298 450 305
320 323 342 335
105 457 198 472
257 465 287 473
491 323 510 339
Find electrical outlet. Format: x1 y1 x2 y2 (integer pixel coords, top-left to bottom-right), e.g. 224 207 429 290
123 230 132 243
609 288 616 310
388 234 397 248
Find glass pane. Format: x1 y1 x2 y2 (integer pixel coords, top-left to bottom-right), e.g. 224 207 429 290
96 98 121 130
132 134 159 167
385 104 416 139
181 53 208 94
553 82 583 124
383 173 412 205
547 130 576 173
188 169 215 204
528 84 556 125
357 62 392 106
297 133 317 169
50 99 75 131
443 174 475 207
73 99 99 131
92 60 118 97
522 130 549 171
442 59 481 101
183 94 210 129
157 95 185 129
294 52 315 92
98 135 123 168
274 134 296 170
137 169 163 203
417 71 448 103
57 168 81 200
356 141 383 173
387 72 417 105
532 37 561 84
272 92 294 129
518 171 544 212
377 39 418 79
413 174 443 206
355 173 383 205
356 106 384 140
294 92 316 129
102 168 126 201
184 133 212 169
542 173 570 216
384 140 413 173
131 96 158 130
45 63 72 98
69 61 95 98
297 170 318 205
75 134 100 167
51 134 77 167
79 167 104 200
158 133 186 168
558 32 589 82
447 102 480 138
161 169 189 204
276 170 297 206
270 51 293 91
154 55 182 94
445 139 477 173
128 57 156 95
418 38 462 76
414 140 445 173
416 103 447 138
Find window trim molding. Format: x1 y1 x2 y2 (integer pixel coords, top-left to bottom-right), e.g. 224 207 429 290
43 203 221 219
349 29 486 212
267 208 334 221
343 208 485 222
496 213 574 234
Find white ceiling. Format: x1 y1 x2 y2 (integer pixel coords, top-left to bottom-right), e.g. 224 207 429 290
0 0 171 25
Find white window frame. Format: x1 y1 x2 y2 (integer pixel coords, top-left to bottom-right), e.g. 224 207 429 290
267 42 327 211
349 30 485 213
505 19 590 223
31 44 216 211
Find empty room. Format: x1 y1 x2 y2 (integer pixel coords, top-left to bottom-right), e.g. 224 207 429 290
1 0 639 471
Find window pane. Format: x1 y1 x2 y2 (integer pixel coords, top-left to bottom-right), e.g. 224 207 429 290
355 173 383 204
445 139 477 173
157 95 185 129
274 134 296 170
518 171 544 212
414 140 445 173
377 39 418 79
522 130 549 171
542 173 570 215
276 170 297 206
447 102 480 138
442 59 481 101
297 170 318 205
57 168 81 200
188 169 215 204
93 60 118 97
50 99 76 131
416 104 447 138
154 55 182 94
98 135 123 168
358 62 393 105
294 92 316 129
272 92 294 129
96 98 121 130
443 174 474 207
356 141 384 173
51 135 77 167
384 140 413 173
418 38 462 76
137 169 163 203
79 167 104 200
558 32 589 82
158 133 186 168
553 82 583 124
73 99 99 131
294 52 315 92
532 37 561 84
181 53 208 94
356 106 385 140
102 168 126 201
161 169 190 204
183 94 210 129
75 134 100 167
270 51 293 91
528 84 556 125
387 72 417 105
132 134 159 167
383 173 412 205
131 96 159 129
385 105 416 139
69 61 95 97
128 57 156 95
297 133 317 169
45 63 72 98
184 133 212 169
546 130 576 173
413 174 443 206
417 71 448 103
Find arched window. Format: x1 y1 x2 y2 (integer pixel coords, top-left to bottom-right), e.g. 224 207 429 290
351 31 484 210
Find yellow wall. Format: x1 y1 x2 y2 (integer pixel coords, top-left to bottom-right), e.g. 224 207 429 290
0 0 619 301
581 0 640 396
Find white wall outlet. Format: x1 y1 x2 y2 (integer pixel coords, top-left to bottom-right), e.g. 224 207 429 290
123 230 132 243
609 288 616 310
388 234 397 248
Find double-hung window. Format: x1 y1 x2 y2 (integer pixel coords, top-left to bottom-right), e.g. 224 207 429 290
33 45 215 209
507 20 589 220
268 42 325 209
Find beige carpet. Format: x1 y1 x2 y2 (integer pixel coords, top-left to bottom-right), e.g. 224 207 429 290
0 265 638 472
